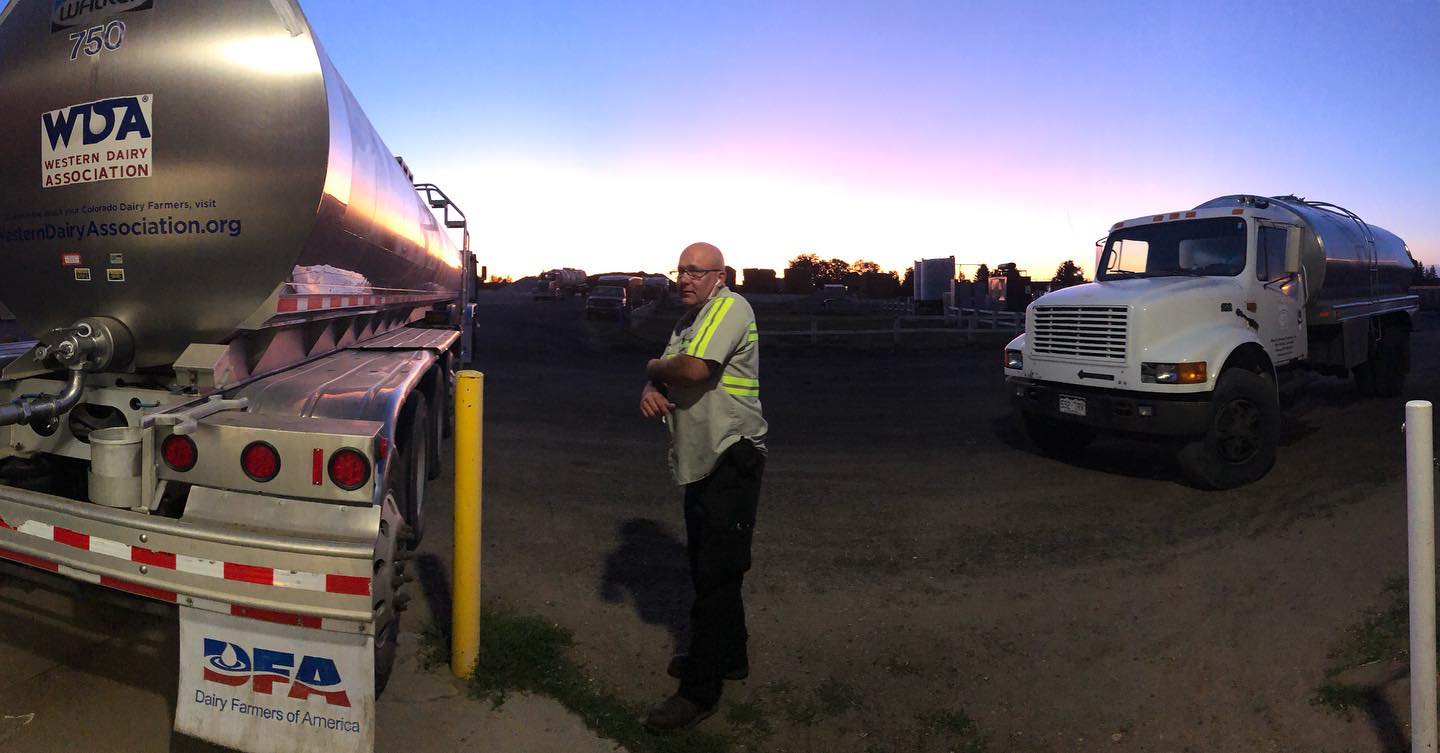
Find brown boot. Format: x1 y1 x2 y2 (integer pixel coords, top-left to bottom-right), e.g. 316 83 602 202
643 693 717 732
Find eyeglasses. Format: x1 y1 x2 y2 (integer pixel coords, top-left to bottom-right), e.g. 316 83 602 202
674 268 723 280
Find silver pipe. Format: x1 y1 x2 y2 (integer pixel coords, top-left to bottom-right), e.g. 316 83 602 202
0 368 85 427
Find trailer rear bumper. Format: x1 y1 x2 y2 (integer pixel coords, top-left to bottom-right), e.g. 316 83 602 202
1008 377 1211 437
0 483 376 634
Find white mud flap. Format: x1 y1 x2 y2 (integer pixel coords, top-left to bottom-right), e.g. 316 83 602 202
175 606 375 753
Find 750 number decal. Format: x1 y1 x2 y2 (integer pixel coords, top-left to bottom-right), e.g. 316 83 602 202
69 20 125 61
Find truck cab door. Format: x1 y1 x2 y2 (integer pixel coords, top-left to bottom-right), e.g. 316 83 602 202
1254 223 1306 364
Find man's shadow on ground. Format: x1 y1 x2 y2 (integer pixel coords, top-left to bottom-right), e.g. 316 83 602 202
598 518 692 654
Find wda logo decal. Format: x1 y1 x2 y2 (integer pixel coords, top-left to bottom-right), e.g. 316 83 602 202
51 0 153 33
202 638 353 708
39 95 152 188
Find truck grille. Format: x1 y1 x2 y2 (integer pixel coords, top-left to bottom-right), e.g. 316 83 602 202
1031 305 1128 360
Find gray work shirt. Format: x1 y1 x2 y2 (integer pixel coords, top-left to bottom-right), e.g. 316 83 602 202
661 287 768 485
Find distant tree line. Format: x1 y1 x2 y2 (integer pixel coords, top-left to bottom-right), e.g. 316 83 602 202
1413 258 1439 285
777 254 1088 295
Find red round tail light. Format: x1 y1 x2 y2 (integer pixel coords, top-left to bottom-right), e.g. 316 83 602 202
327 448 371 490
241 441 281 482
161 434 198 472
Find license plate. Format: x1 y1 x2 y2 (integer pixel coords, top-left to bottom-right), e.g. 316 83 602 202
1058 395 1086 416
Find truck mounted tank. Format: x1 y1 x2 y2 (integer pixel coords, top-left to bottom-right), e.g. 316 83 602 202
912 256 955 315
0 2 477 750
534 267 587 300
1005 194 1417 489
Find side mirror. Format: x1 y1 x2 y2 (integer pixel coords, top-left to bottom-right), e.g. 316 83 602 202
1284 229 1302 275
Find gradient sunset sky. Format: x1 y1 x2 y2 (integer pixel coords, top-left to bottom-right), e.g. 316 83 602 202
303 0 1440 282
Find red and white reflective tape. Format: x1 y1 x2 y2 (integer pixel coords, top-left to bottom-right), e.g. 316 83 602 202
0 514 368 596
276 293 437 314
0 514 366 631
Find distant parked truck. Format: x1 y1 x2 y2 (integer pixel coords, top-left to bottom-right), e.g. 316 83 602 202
1005 194 1418 489
533 267 587 300
642 275 672 303
988 263 1031 312
586 275 643 320
913 256 955 314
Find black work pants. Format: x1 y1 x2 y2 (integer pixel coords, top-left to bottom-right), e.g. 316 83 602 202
679 439 764 707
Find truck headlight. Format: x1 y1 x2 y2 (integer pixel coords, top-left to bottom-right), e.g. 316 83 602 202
1141 361 1207 384
1004 349 1023 370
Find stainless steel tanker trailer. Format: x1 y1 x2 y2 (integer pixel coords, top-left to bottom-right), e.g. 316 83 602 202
1005 194 1418 489
0 1 475 750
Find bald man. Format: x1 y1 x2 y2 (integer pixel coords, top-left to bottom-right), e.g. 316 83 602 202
639 242 768 731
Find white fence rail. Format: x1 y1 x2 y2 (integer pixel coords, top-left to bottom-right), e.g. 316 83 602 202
762 309 1023 344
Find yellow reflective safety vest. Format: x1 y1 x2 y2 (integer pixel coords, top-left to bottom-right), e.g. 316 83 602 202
661 287 768 485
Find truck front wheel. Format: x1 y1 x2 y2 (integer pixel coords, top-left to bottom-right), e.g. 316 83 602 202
1178 369 1279 489
1022 413 1097 456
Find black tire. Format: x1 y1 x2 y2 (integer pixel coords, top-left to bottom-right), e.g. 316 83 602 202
1372 324 1409 398
373 468 408 696
1177 369 1279 490
400 395 431 546
1022 413 1097 456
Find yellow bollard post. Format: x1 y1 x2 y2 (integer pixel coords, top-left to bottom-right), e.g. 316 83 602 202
452 370 484 678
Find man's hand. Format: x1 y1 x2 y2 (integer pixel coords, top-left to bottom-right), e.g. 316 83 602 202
640 383 674 419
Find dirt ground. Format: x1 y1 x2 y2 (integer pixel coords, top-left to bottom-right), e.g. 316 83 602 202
462 287 1435 753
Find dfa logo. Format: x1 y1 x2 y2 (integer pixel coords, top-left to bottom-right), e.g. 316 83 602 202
40 95 153 188
202 638 353 708
51 0 154 33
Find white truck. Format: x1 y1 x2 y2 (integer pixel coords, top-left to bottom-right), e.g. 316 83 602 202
1005 194 1418 489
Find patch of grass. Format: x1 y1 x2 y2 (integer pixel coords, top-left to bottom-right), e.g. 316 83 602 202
765 682 820 726
1312 576 1410 720
1329 577 1409 668
1311 683 1375 720
415 620 451 671
724 700 771 737
916 709 987 753
462 606 729 753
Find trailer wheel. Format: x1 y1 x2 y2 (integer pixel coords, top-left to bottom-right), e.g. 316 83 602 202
1022 413 1096 456
401 395 431 546
1177 369 1279 490
1371 324 1409 398
373 472 407 696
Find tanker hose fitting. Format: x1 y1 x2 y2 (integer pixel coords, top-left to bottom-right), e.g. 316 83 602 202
48 316 134 372
0 367 86 429
0 317 135 429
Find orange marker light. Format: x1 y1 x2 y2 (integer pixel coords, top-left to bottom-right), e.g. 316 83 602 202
1177 362 1207 384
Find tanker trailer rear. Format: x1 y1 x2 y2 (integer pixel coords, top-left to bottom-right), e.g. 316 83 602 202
0 1 476 749
1005 194 1417 489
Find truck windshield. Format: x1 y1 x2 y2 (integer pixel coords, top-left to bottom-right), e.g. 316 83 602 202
1098 218 1247 280
592 287 623 299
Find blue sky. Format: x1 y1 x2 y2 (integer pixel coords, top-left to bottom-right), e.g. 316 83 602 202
62 0 1440 280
